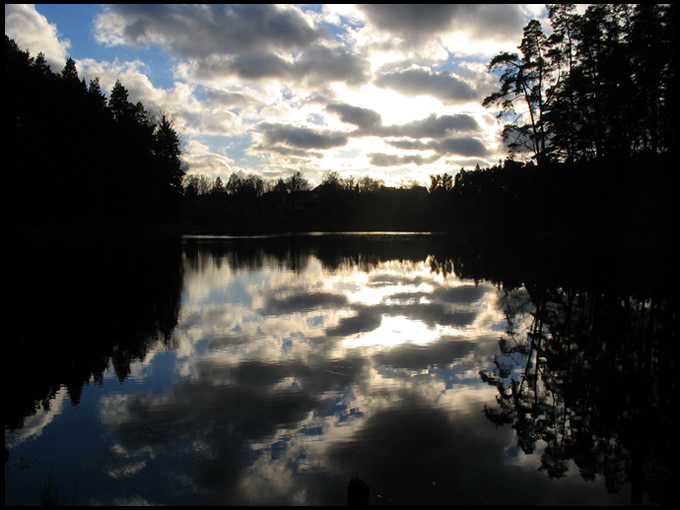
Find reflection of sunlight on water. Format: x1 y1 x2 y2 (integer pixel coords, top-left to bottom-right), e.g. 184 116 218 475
342 259 436 306
340 315 439 350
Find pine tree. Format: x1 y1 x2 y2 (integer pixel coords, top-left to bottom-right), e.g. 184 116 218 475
483 20 552 164
108 80 135 121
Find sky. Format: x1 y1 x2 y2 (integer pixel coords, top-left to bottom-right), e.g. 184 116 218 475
5 4 551 188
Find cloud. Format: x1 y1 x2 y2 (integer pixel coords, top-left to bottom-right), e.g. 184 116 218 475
183 140 235 176
326 102 481 141
368 153 440 167
384 139 431 151
95 4 325 57
325 103 382 129
190 44 370 87
359 4 461 35
429 137 490 157
358 4 525 44
96 4 371 89
374 68 479 104
255 146 325 160
205 89 259 109
258 123 348 151
214 52 293 81
379 135 489 159
294 44 370 86
252 101 488 165
381 113 480 139
4 4 70 71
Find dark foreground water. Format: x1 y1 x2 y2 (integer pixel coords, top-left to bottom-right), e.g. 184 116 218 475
5 233 674 505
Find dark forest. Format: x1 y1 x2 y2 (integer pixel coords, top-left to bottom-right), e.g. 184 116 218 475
4 4 676 245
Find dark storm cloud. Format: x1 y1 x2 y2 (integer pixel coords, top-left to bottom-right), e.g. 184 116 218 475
358 4 524 42
326 103 383 129
374 68 479 104
102 4 325 57
259 123 348 150
368 153 441 167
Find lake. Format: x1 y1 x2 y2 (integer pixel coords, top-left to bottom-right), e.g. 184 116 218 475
5 232 674 505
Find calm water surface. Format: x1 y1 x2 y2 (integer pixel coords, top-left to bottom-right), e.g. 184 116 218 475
5 233 673 505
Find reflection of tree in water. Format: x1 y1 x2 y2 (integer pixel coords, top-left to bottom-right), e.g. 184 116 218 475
183 234 467 276
6 237 184 431
480 284 675 505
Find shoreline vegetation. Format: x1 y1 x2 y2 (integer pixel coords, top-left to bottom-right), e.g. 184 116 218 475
5 4 676 255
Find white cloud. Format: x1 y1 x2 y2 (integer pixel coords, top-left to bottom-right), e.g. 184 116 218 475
183 140 235 177
4 4 70 70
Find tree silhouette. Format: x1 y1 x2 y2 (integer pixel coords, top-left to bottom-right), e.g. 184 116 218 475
483 20 552 164
5 36 186 231
485 4 676 165
108 79 135 122
61 56 79 82
286 170 310 193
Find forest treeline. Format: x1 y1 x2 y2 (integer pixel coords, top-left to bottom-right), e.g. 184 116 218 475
5 35 184 235
5 3 677 241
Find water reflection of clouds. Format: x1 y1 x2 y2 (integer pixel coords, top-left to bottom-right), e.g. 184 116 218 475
99 253 511 504
5 388 68 446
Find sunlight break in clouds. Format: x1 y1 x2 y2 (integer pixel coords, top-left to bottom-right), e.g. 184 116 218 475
5 4 544 186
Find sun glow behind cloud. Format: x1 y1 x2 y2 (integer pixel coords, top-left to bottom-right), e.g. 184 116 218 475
5 4 544 186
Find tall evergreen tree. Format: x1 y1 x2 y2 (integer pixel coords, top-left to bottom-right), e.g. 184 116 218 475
108 80 135 122
483 20 552 164
61 57 79 82
154 113 184 192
